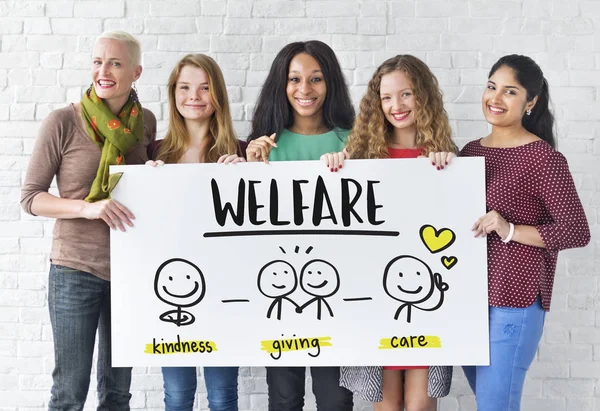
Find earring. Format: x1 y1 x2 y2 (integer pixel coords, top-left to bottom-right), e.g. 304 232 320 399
526 108 532 116
130 82 138 102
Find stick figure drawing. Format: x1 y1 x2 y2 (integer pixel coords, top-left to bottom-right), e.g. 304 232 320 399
257 260 299 320
383 255 449 323
296 259 340 320
154 258 206 327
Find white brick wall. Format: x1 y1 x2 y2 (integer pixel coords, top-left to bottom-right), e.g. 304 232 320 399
0 0 598 410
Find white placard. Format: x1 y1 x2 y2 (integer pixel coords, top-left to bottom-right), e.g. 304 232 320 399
110 158 488 367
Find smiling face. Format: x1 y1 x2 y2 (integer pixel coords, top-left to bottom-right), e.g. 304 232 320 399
174 65 215 125
91 38 141 110
383 256 434 303
482 65 537 129
300 259 340 298
154 259 206 307
380 70 417 135
258 260 297 298
286 53 327 124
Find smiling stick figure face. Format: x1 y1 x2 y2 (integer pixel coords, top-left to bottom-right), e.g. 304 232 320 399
154 258 206 308
383 255 435 303
300 259 340 298
258 260 297 298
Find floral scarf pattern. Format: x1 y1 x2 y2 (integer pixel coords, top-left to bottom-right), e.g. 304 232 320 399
80 85 144 202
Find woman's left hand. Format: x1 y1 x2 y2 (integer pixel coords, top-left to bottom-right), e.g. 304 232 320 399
428 152 456 170
218 154 246 164
472 210 510 239
320 149 348 172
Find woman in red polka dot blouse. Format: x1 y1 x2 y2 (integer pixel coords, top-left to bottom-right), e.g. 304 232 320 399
459 55 591 411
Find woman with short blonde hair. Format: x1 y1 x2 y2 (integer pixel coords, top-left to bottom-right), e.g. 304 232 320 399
21 31 156 410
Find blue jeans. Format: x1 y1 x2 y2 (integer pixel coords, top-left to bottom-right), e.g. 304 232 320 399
462 299 546 411
266 367 354 411
48 264 132 411
161 366 239 411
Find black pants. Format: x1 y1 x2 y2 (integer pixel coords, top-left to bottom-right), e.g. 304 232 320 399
266 366 354 411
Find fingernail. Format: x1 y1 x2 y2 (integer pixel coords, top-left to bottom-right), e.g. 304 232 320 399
339 165 342 169
440 165 444 169
445 161 448 165
334 168 338 172
431 162 435 166
330 168 334 172
436 166 440 170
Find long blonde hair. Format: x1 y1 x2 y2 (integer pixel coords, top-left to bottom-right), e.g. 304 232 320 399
157 54 239 164
347 55 456 159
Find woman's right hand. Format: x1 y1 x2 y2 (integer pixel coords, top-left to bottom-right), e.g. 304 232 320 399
81 199 134 231
145 160 164 167
218 154 246 164
428 152 455 170
321 148 349 172
246 133 277 163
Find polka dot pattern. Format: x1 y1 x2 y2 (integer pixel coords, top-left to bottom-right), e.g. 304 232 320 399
460 139 590 311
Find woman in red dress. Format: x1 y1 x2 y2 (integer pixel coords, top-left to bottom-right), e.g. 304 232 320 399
322 54 456 410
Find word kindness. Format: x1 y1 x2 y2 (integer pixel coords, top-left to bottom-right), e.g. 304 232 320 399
145 335 217 355
210 176 384 227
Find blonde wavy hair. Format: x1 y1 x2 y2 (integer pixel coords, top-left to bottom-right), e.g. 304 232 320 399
347 55 456 159
157 54 239 164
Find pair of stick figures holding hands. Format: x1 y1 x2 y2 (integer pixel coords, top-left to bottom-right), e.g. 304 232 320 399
258 259 340 321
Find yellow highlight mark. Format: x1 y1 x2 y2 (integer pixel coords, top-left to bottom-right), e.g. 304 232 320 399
379 335 442 349
260 336 332 353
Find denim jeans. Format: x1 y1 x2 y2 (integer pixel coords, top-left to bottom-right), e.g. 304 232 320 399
266 367 354 411
48 264 132 411
462 298 546 411
161 366 239 411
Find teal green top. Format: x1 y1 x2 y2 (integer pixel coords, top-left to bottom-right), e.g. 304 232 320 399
268 128 349 162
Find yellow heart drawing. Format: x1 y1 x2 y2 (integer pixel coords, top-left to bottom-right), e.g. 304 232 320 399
441 256 458 270
419 225 456 254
